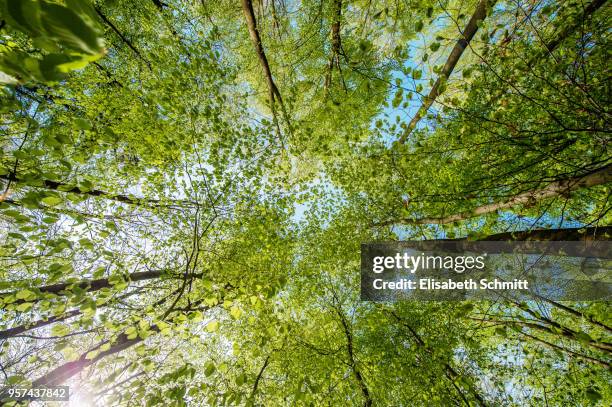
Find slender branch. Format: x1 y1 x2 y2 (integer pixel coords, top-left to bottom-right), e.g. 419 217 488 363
471 317 612 354
518 330 610 369
94 6 152 71
0 310 80 340
533 295 612 334
249 355 270 402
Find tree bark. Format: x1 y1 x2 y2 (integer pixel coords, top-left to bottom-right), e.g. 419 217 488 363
94 6 152 71
398 0 496 144
31 326 157 386
3 270 200 305
241 0 284 112
468 226 612 242
324 0 342 93
0 310 80 340
335 307 372 407
375 164 612 226
28 300 220 386
0 172 196 207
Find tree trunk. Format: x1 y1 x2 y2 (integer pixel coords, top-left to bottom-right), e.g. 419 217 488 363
0 310 80 340
375 165 612 226
3 270 201 305
335 306 373 407
0 172 196 207
324 0 342 93
31 327 156 386
398 0 496 143
241 0 286 117
461 226 612 242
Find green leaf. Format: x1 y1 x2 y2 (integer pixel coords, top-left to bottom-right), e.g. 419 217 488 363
16 302 33 312
7 375 27 385
75 117 93 130
235 373 247 386
41 195 62 206
458 303 474 316
125 326 138 339
206 321 219 332
230 306 242 319
40 2 103 55
16 289 37 301
585 388 602 402
51 323 71 337
204 362 215 377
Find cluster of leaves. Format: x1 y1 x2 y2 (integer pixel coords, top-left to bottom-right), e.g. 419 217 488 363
0 0 610 406
0 0 105 84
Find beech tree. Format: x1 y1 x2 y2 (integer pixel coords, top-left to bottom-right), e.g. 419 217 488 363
0 0 610 406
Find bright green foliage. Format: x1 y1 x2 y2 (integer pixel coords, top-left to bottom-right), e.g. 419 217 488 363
0 0 105 83
0 0 610 406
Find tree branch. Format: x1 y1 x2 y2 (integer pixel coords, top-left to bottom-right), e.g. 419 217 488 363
94 6 152 71
324 0 342 94
375 164 612 226
398 0 496 144
241 0 291 134
0 172 197 208
249 355 270 402
0 310 81 340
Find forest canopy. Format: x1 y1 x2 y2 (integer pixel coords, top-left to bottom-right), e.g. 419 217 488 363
0 0 610 405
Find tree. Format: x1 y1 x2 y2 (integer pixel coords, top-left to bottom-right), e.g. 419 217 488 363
1 0 610 405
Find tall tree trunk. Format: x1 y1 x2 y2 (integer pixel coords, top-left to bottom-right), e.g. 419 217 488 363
389 311 488 406
29 300 219 386
31 327 157 386
324 0 342 93
375 165 612 226
334 306 373 407
0 172 197 207
3 270 202 305
451 226 612 242
398 0 496 143
241 0 290 133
